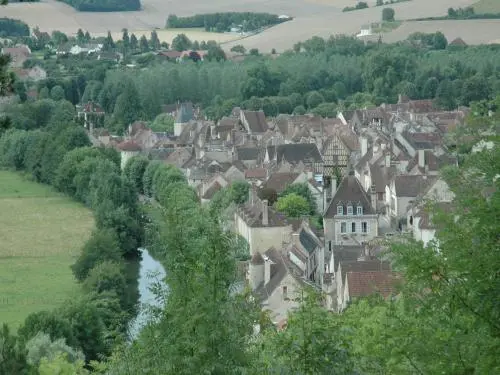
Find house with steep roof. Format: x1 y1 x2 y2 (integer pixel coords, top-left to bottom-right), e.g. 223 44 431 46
240 110 268 136
406 149 457 176
235 147 261 168
117 140 142 169
340 270 401 311
262 172 305 194
407 202 453 247
335 258 391 311
265 143 324 174
174 103 194 136
323 174 378 248
235 190 298 255
247 247 302 324
385 175 438 221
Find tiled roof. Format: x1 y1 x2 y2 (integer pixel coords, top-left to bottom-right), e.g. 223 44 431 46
117 140 141 152
255 247 288 301
394 175 437 197
236 147 260 161
267 143 323 165
339 259 391 283
332 245 365 271
346 271 401 298
242 110 268 133
202 181 222 200
324 175 375 218
245 168 267 179
263 172 300 193
251 252 265 265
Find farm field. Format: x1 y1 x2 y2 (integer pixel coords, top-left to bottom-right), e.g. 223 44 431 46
472 0 500 13
0 171 94 329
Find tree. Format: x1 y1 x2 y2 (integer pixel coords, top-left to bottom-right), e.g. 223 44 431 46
150 30 161 51
121 28 130 53
123 155 149 194
38 353 88 375
51 30 68 46
275 193 310 218
76 28 85 44
280 182 317 214
172 33 192 51
71 228 123 281
382 7 395 22
230 44 246 54
249 48 259 56
376 0 383 5
258 187 278 205
306 91 325 109
293 105 306 115
139 35 149 53
130 33 138 51
26 332 84 368
84 31 91 42
0 324 30 374
206 45 226 62
83 261 128 308
112 80 142 130
50 85 65 101
103 31 115 51
142 160 163 197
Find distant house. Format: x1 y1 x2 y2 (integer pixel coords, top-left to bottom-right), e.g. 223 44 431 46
240 110 268 136
11 66 47 82
407 202 453 248
157 50 183 62
265 143 324 174
173 103 194 137
323 174 378 248
2 45 31 67
77 101 105 130
448 37 467 47
117 140 142 169
235 189 298 255
263 172 305 194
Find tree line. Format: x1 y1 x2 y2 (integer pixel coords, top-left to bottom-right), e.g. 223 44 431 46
166 12 288 33
0 17 30 37
56 0 141 12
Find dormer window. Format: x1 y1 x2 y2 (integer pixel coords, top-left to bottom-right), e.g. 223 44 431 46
337 205 343 215
357 206 363 215
347 205 353 215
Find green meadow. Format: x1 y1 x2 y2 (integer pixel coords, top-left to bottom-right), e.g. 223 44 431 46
0 171 93 328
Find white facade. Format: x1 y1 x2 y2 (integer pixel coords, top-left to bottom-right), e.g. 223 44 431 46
324 214 378 247
120 150 140 170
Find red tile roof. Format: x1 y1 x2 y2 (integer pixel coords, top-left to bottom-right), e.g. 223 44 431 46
245 168 267 179
117 140 141 152
347 271 401 298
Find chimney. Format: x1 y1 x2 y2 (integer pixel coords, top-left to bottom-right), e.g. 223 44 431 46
360 137 368 157
264 258 272 285
370 184 377 212
292 232 300 247
385 153 391 168
418 149 425 169
249 186 254 204
262 199 269 226
331 177 337 198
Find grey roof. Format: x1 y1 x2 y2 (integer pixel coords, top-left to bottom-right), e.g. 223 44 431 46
263 172 300 193
176 103 194 124
255 247 288 301
333 245 365 271
324 175 375 218
242 110 268 133
370 165 396 193
236 147 260 161
299 229 318 254
267 143 323 165
394 175 437 197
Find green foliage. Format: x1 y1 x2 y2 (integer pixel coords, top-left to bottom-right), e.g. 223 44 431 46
280 182 317 214
171 33 192 51
142 160 163 197
72 228 123 281
57 0 140 12
50 85 66 101
0 17 30 37
382 7 395 21
0 324 30 374
167 12 288 32
343 1 369 12
83 261 128 308
26 332 84 368
38 352 88 375
18 310 77 348
209 180 250 215
258 187 278 205
276 192 311 218
231 44 246 54
123 155 149 194
150 113 174 133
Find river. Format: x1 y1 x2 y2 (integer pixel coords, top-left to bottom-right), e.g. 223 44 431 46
128 248 167 341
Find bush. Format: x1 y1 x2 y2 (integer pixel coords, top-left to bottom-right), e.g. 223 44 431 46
0 18 30 37
382 8 396 22
57 0 141 12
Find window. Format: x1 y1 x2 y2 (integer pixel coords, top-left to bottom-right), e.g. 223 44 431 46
347 205 353 215
351 222 356 233
328 241 332 251
357 206 363 215
337 205 343 215
282 286 288 300
340 222 346 233
362 222 368 233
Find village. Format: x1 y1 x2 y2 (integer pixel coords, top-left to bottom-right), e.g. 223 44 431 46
73 92 470 326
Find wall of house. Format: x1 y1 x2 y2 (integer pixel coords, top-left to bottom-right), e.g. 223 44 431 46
324 216 378 246
396 197 414 218
423 178 455 202
224 166 245 182
234 213 293 255
263 273 301 324
289 252 306 272
120 150 140 170
174 122 187 137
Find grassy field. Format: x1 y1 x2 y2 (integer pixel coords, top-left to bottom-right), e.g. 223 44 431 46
0 171 94 329
472 0 500 13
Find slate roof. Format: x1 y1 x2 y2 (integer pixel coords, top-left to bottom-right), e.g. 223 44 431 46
263 172 300 193
218 116 240 127
251 252 265 265
406 151 457 173
236 147 260 161
202 181 222 200
255 247 288 301
393 175 438 197
242 110 268 133
176 103 194 124
267 143 323 165
370 165 396 193
299 229 318 253
332 245 365 272
324 175 375 218
346 271 401 298
245 168 267 179
449 37 467 46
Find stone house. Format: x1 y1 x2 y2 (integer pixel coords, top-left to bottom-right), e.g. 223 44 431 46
248 248 302 324
235 190 298 255
265 143 324 174
323 174 378 249
240 110 268 138
408 202 453 248
117 140 142 169
174 103 194 137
